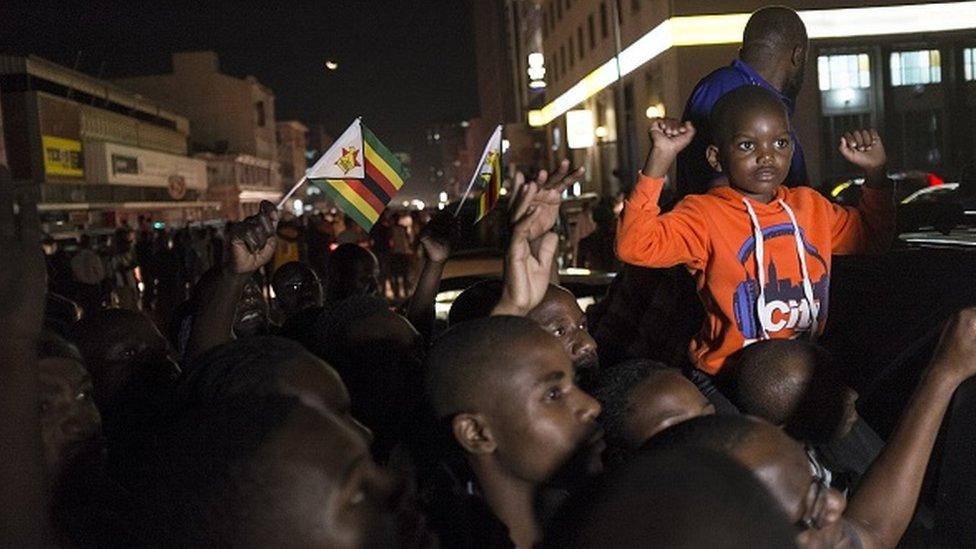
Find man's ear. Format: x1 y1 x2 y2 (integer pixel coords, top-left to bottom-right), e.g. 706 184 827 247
791 45 806 68
452 413 496 454
706 145 723 173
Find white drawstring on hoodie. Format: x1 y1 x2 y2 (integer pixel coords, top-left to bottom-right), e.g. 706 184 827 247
742 198 819 341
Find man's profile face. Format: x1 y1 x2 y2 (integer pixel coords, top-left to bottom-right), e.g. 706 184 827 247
485 333 605 483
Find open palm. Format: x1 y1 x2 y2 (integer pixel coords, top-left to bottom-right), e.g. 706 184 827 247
510 159 584 241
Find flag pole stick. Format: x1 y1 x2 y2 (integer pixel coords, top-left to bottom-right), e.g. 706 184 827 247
454 125 500 218
276 175 308 210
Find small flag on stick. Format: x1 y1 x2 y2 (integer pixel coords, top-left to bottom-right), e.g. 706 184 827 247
455 125 503 223
282 117 407 231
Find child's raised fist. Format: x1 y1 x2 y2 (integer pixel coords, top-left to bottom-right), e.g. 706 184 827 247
839 129 886 172
649 118 696 157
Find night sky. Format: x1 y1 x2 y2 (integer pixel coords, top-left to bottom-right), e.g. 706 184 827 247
0 0 480 198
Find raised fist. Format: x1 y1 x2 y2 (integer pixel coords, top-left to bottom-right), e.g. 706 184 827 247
228 200 279 274
839 129 886 171
649 118 696 158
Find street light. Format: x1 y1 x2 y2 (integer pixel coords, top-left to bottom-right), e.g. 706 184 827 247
645 103 666 119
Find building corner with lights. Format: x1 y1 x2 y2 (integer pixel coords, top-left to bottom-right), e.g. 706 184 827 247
0 54 220 233
521 0 976 196
113 52 283 220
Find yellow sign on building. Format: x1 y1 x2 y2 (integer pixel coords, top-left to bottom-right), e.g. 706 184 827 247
42 135 84 177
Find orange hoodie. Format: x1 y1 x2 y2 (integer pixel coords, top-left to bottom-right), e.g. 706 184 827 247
616 174 895 374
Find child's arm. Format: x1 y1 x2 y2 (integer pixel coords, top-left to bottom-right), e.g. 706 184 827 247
616 119 710 269
830 129 896 254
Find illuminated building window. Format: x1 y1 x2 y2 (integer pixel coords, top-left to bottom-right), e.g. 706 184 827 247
817 54 871 91
890 49 942 86
964 48 975 81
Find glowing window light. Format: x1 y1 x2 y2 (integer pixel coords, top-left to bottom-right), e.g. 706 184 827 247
528 2 976 127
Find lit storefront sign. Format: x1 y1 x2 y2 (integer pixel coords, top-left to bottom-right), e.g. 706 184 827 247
566 109 595 149
85 141 206 191
529 2 976 127
42 135 84 177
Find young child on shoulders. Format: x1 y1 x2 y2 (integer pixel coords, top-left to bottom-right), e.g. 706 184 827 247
617 85 895 377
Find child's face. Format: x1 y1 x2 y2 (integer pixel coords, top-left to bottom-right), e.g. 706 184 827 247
623 370 715 447
487 332 605 483
528 287 599 373
708 106 793 203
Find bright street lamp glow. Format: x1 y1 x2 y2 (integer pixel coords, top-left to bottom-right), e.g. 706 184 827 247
645 103 666 119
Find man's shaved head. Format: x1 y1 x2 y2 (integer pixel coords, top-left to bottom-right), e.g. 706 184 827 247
426 315 560 419
732 339 820 425
732 339 860 443
742 6 807 56
740 6 808 99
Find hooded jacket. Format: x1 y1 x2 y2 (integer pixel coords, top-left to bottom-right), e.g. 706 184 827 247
617 174 894 374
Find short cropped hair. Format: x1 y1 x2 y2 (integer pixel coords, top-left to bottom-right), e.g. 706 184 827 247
742 6 807 53
447 279 503 326
646 413 764 456
178 336 315 407
589 359 673 452
731 339 827 423
426 315 547 419
709 85 789 147
541 446 795 548
731 339 848 443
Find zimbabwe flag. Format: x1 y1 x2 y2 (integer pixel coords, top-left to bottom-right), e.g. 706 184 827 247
306 118 406 231
471 125 503 224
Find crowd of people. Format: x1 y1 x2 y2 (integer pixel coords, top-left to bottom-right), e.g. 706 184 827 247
3 6 976 548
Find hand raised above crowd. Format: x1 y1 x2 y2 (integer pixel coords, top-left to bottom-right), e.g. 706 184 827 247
227 200 279 274
419 209 458 265
929 306 976 386
510 159 584 243
493 182 558 317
